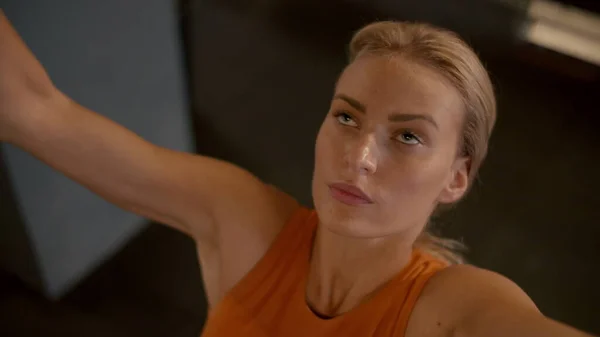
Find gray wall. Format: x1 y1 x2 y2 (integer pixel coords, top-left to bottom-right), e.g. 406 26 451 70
0 0 193 297
0 149 43 291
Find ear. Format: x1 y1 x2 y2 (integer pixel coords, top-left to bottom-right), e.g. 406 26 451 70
438 157 470 204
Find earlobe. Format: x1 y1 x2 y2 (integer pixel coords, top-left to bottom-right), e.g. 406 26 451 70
438 157 470 204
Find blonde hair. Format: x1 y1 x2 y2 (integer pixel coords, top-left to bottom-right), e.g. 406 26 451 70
348 21 497 264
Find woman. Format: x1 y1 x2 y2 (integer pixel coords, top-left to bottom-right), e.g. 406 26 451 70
0 11 594 337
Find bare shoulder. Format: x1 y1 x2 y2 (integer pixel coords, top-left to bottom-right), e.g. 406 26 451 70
425 264 537 308
189 169 300 305
405 264 538 337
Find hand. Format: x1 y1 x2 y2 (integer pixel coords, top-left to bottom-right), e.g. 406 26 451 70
0 10 59 142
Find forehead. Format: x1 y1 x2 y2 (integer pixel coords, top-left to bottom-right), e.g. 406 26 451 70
335 55 464 121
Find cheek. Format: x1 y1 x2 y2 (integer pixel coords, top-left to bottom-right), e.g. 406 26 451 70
380 154 451 200
313 126 330 187
313 124 334 209
315 123 340 171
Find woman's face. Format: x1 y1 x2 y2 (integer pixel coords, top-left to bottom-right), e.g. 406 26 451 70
312 55 470 239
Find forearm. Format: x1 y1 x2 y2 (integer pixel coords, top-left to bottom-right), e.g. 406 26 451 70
1 11 187 227
0 10 255 241
4 90 182 226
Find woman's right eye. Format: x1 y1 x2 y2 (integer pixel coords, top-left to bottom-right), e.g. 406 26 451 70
335 112 358 127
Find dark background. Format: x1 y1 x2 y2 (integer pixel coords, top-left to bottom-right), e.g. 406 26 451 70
1 0 599 336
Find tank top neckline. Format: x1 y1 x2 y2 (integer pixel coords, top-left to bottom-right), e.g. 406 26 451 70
289 208 428 326
202 206 448 337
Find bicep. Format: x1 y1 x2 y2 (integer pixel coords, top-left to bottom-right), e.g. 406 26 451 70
457 307 593 337
151 153 299 297
139 148 298 250
13 97 287 244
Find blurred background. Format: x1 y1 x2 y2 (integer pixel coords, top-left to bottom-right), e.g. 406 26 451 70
0 0 599 336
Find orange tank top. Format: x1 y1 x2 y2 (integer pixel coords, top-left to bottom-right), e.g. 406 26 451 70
201 207 447 337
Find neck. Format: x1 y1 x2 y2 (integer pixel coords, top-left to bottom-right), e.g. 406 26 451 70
305 224 415 317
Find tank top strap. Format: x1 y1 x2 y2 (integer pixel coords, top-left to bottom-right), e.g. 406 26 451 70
392 250 448 336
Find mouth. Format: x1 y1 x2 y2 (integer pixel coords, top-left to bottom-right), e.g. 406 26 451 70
328 183 373 206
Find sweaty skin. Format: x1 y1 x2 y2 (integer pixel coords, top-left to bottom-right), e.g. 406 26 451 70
0 12 594 337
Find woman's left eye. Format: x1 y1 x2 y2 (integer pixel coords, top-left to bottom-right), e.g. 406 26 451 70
396 132 421 145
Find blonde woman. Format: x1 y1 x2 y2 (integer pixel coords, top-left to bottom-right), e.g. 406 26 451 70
0 11 593 337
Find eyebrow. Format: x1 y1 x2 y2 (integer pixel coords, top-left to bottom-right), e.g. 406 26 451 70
334 93 366 113
389 113 438 129
333 93 439 129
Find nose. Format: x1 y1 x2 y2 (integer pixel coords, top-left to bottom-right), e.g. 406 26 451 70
347 134 379 175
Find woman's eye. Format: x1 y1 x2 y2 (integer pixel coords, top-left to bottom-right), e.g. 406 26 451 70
335 112 358 127
396 132 421 145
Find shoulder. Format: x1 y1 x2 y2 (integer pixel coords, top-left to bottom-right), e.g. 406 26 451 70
405 264 538 337
217 183 300 277
426 264 537 308
199 183 300 307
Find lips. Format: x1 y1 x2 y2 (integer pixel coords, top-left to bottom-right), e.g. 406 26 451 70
328 183 373 205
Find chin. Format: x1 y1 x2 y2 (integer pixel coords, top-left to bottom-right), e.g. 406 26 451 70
318 209 370 238
313 193 381 238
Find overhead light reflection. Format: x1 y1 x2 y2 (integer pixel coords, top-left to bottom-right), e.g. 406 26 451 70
525 0 600 66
